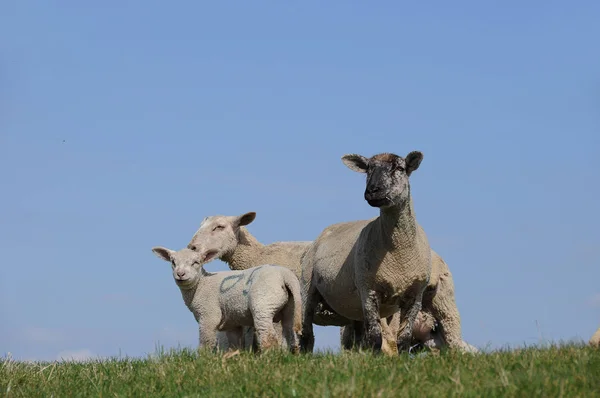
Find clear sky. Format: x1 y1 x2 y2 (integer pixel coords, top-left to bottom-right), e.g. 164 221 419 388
1 1 599 362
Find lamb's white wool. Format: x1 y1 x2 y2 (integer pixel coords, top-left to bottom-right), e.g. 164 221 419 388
151 246 302 353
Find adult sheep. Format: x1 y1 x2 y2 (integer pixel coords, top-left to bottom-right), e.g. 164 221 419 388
300 150 432 355
590 326 600 347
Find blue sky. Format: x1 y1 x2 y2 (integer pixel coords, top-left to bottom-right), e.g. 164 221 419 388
1 1 599 361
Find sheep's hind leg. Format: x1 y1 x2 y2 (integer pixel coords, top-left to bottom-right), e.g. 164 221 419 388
225 327 244 351
429 279 463 351
300 281 321 353
360 289 383 353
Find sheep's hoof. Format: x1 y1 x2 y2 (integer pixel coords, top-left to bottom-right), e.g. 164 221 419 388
299 333 315 353
381 338 399 357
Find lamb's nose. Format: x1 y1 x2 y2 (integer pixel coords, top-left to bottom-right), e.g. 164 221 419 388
177 270 186 278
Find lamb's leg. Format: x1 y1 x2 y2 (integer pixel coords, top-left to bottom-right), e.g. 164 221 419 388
300 281 321 353
397 287 425 352
360 289 383 353
198 322 219 352
429 276 463 350
254 316 280 352
225 327 244 351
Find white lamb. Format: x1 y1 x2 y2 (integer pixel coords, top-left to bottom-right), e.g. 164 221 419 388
151 246 302 353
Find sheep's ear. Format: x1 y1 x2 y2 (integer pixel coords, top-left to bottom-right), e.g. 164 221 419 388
152 246 174 262
235 212 256 227
341 154 369 173
405 151 423 176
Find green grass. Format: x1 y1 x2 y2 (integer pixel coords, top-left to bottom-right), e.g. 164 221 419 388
2 344 599 397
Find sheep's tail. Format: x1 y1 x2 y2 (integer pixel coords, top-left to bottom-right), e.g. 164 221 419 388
283 271 303 334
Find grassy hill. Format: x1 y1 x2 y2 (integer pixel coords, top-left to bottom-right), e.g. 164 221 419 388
2 344 599 397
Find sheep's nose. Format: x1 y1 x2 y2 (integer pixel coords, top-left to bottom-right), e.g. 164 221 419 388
176 270 186 278
365 185 381 195
188 244 197 251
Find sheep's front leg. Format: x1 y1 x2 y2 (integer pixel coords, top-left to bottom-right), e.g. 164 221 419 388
241 326 257 351
340 321 364 351
225 327 244 351
396 287 425 352
361 289 383 353
380 312 400 356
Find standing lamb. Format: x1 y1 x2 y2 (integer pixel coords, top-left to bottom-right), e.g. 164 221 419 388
590 326 600 348
151 246 302 353
300 151 432 355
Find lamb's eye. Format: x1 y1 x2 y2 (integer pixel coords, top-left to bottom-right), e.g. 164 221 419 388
213 225 225 231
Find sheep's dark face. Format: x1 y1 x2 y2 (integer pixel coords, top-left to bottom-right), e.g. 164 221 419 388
152 247 203 289
341 151 423 209
187 212 256 262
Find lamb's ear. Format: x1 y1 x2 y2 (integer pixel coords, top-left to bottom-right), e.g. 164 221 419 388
341 154 369 173
235 212 256 227
152 246 174 262
405 151 423 176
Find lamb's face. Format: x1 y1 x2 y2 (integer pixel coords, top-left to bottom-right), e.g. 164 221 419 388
412 311 437 342
341 151 423 209
151 247 203 289
187 212 256 262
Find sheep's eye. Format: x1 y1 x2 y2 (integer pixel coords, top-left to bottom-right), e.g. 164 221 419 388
394 164 405 172
213 225 225 231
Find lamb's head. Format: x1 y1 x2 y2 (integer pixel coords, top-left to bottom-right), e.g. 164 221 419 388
341 151 423 209
186 212 257 262
412 311 437 342
151 246 204 289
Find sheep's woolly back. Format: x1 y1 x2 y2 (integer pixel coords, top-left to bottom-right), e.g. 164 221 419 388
591 326 600 347
221 227 311 278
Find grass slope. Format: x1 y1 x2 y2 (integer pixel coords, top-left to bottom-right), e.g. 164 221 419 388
2 345 599 397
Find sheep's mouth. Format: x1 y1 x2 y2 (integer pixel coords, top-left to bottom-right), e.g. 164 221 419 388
366 197 391 207
203 250 218 263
